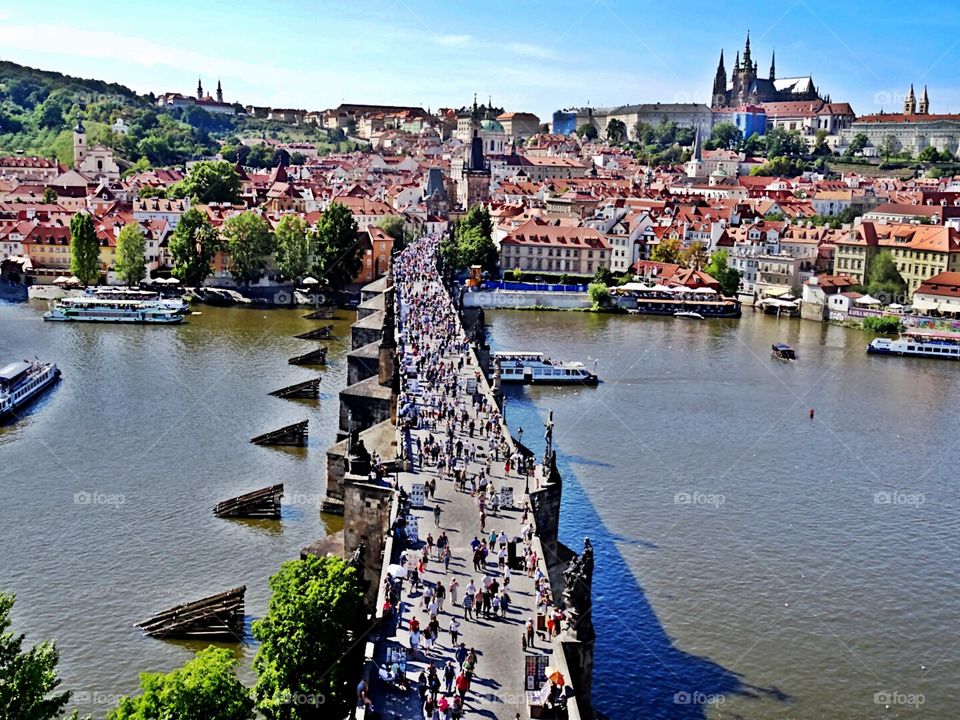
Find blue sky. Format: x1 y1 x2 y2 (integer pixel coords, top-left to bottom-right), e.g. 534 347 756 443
2 0 959 120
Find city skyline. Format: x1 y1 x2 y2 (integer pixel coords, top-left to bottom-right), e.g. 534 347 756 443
2 0 960 120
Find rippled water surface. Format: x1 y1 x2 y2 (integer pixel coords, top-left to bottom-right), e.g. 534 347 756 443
1 300 347 716
487 309 958 719
2 301 957 718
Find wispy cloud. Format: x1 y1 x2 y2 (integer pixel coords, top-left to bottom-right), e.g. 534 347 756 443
508 42 559 60
434 34 472 47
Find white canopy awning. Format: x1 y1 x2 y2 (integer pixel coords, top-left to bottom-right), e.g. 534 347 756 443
855 294 883 306
911 298 939 312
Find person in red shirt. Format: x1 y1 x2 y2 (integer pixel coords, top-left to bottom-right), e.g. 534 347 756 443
409 616 420 633
455 672 470 699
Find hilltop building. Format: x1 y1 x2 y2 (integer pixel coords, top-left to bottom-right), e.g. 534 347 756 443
842 85 960 156
711 33 825 109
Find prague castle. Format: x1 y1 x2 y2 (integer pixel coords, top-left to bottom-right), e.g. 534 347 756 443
711 33 825 109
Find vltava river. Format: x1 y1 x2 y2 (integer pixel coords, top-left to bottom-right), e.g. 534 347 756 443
0 300 347 716
487 308 958 719
1 300 957 718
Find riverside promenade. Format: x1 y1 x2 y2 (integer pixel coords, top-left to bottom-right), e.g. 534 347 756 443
360 237 592 720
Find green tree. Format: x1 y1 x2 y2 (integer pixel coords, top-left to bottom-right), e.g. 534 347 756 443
844 132 869 158
866 251 907 303
743 132 766 156
222 212 275 287
812 129 831 156
376 215 405 251
138 186 165 199
705 249 742 296
650 237 682 264
917 145 941 163
274 215 312 284
710 122 742 150
108 646 253 720
605 118 627 144
588 282 610 309
114 223 147 285
253 555 364 720
169 161 241 204
312 202 361 292
42 187 58 205
576 123 598 140
879 134 900 160
169 207 221 286
592 266 614 286
0 592 81 720
679 241 708 270
69 212 101 286
764 127 804 158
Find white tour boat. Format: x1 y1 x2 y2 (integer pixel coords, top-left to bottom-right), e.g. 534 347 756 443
493 351 599 385
43 294 188 323
0 359 61 418
867 330 960 360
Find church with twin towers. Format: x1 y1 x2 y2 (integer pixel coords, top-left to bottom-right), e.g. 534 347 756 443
710 32 825 109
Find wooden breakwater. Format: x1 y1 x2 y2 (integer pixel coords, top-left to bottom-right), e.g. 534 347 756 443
288 347 327 365
137 586 245 639
250 420 308 446
269 377 321 399
213 484 284 518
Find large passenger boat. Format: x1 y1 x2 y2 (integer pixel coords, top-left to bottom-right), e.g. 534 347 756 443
867 330 960 360
0 359 61 418
614 283 741 318
493 351 599 385
43 293 188 323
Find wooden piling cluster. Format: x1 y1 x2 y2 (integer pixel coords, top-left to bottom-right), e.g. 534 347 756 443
269 377 321 399
250 420 308 446
288 346 327 365
302 307 336 320
213 484 284 518
294 324 334 340
137 586 245 639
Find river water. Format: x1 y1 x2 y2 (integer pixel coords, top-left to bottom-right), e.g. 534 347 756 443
1 300 957 719
0 300 347 716
487 309 958 719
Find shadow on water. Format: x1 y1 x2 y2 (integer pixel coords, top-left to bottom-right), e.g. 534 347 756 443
503 388 789 720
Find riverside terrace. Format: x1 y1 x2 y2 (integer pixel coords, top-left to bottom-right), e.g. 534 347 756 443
338 236 596 720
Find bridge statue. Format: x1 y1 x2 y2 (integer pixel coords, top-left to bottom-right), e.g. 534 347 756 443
562 537 596 642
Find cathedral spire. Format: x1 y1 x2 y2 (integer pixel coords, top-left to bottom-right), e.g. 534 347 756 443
743 30 752 68
769 49 775 81
216 78 223 104
904 84 916 115
919 85 929 115
712 50 727 107
197 78 203 99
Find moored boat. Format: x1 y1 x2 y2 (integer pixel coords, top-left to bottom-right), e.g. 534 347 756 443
43 295 188 323
493 351 598 385
867 330 960 360
0 359 61 418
